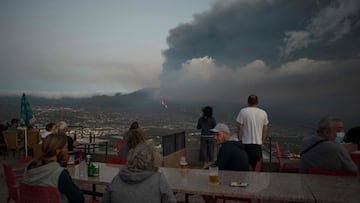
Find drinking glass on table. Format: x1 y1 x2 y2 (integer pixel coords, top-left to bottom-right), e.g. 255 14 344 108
209 165 219 185
67 155 75 169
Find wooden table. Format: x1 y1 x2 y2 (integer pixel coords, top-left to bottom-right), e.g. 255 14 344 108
304 174 360 203
76 138 109 155
69 163 317 202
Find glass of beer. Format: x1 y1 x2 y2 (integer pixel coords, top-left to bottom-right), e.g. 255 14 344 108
180 156 188 170
209 165 219 185
67 155 75 169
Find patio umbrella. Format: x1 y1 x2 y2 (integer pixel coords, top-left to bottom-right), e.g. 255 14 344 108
20 93 35 157
20 93 35 127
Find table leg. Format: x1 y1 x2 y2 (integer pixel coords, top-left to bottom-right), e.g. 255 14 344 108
105 143 108 156
92 184 96 200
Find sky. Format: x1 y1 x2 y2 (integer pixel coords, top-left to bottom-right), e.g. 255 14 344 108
1 0 360 123
0 0 216 97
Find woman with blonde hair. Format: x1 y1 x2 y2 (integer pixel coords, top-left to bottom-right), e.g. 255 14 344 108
118 128 146 158
102 143 176 203
22 133 84 203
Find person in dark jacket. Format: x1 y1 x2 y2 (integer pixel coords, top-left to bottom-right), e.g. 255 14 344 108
22 133 84 203
197 106 216 168
211 123 249 171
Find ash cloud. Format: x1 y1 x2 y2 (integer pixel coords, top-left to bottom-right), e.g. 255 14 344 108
159 0 360 123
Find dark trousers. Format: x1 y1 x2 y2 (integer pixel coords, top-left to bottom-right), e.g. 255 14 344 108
244 144 262 171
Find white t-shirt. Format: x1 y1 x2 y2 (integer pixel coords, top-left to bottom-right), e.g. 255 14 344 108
236 107 269 145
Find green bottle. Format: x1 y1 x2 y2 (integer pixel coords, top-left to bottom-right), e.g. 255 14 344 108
87 154 93 177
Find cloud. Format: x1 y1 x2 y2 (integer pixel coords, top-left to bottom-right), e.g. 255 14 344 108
162 0 360 73
281 0 360 56
158 56 360 116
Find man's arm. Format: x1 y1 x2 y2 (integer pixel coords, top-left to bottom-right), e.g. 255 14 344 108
262 125 268 145
237 123 243 141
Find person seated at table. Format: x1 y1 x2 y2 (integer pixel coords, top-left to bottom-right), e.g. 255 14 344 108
300 117 358 174
22 133 84 203
7 118 23 143
210 123 249 171
56 121 78 151
118 129 146 159
39 122 56 144
102 143 176 203
123 121 143 141
343 126 360 152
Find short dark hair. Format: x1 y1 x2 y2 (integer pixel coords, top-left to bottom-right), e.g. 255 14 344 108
345 126 360 143
129 121 140 130
202 106 213 117
11 118 20 125
45 123 56 131
248 95 258 105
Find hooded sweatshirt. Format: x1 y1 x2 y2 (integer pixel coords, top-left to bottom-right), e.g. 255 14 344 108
101 168 176 203
214 141 250 171
22 161 84 203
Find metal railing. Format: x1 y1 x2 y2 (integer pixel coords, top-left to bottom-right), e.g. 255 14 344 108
162 131 186 156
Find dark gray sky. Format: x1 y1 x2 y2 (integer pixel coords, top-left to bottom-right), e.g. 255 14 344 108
157 0 360 124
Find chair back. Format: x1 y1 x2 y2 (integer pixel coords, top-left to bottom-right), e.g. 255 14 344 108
27 130 40 148
274 141 284 172
255 159 262 172
309 167 357 176
116 140 127 155
3 163 22 203
20 183 60 203
3 131 19 150
105 155 127 165
350 153 360 174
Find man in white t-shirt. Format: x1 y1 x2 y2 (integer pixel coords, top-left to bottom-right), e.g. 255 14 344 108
236 95 269 170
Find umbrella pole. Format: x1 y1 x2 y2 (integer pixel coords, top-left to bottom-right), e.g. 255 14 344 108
24 128 28 157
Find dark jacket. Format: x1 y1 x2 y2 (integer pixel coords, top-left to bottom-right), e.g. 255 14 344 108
214 141 249 171
197 117 216 136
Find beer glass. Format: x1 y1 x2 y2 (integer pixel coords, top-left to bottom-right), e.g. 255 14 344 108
180 156 188 170
67 155 75 169
209 165 219 185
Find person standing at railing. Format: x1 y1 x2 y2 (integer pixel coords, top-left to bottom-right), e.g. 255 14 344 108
197 106 216 168
300 117 357 174
236 95 269 171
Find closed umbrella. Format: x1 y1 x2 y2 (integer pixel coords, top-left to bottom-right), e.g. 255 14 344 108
21 93 34 127
20 93 35 157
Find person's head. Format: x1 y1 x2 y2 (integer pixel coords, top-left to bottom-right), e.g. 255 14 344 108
11 118 20 127
317 117 338 141
127 143 161 172
344 126 360 143
202 106 213 118
56 121 68 133
247 95 258 106
127 129 146 149
129 121 140 130
30 133 68 168
45 122 56 132
211 123 230 144
334 118 345 143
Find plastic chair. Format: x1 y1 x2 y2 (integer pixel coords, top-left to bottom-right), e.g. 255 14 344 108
308 167 357 176
19 183 60 203
3 130 24 157
105 155 127 164
350 153 360 175
3 163 22 203
116 140 127 155
274 141 299 172
27 129 40 155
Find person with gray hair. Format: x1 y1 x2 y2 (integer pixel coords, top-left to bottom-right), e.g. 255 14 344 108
101 143 176 203
300 117 357 174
